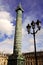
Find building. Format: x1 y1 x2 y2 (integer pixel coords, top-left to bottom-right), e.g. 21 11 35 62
0 51 43 65
23 51 43 65
0 53 8 65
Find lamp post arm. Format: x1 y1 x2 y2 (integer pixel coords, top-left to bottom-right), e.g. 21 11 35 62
35 29 39 34
30 29 39 35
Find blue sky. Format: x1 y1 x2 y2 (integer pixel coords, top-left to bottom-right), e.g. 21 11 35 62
0 0 43 54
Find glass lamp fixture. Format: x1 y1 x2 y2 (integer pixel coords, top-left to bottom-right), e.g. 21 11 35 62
36 20 41 30
26 24 31 34
31 21 35 29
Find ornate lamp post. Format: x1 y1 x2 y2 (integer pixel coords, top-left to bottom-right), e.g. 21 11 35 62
26 20 41 65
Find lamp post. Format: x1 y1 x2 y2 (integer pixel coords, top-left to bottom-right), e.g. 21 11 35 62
26 20 41 65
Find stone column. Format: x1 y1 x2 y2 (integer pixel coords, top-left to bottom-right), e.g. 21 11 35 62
8 3 25 65
13 3 25 65
14 3 24 55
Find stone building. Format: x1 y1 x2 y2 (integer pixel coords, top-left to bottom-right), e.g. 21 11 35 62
0 51 43 65
0 53 8 65
23 51 43 65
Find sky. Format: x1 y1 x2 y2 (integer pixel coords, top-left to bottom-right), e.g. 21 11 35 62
0 0 43 54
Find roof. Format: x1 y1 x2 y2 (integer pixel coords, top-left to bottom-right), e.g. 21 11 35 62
23 51 43 57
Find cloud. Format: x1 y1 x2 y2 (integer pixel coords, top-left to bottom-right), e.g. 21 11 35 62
22 28 27 36
0 1 15 54
22 27 34 52
0 38 14 54
23 15 37 29
0 10 15 54
0 0 15 36
0 11 14 35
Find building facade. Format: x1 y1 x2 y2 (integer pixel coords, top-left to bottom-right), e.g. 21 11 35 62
0 51 43 65
0 53 8 65
23 51 43 65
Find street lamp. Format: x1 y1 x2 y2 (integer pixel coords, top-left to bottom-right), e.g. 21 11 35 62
26 20 41 65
